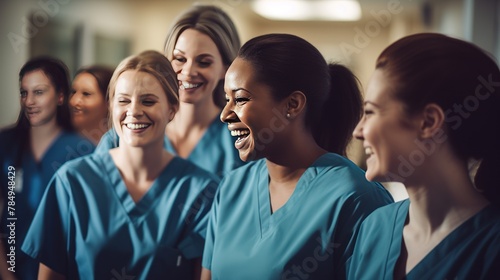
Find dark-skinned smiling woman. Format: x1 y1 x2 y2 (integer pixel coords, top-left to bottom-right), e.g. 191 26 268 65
201 33 393 280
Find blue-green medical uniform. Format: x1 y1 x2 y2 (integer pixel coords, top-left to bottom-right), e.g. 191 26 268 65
202 153 393 279
0 128 94 280
347 199 500 279
22 152 219 279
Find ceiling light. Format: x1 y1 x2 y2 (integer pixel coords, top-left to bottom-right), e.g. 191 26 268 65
251 0 362 21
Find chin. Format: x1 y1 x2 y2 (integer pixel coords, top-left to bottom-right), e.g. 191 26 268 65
239 149 262 163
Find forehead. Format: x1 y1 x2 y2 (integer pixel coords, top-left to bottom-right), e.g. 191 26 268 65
73 72 98 85
21 69 51 86
174 28 220 56
225 58 256 91
115 70 163 93
365 69 395 103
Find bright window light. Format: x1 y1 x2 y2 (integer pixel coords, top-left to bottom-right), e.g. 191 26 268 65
251 0 362 21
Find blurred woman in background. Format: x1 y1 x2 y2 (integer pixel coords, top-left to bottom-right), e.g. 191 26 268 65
69 65 113 144
0 56 94 280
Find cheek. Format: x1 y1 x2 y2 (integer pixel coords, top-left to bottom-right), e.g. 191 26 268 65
89 96 107 110
111 106 123 128
171 62 181 74
44 96 59 110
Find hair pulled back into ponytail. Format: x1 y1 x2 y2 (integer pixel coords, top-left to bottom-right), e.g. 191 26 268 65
238 33 362 156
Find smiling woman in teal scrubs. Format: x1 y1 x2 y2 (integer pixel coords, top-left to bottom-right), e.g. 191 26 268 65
200 34 393 280
22 50 219 280
96 5 243 179
348 33 500 279
0 57 94 280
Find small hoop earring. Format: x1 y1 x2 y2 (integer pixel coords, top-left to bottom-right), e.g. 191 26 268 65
286 113 291 118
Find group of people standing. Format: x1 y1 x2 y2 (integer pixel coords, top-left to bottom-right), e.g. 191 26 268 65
0 3 498 280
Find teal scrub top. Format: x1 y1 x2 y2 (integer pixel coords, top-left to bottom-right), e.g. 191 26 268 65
202 153 394 279
0 128 94 280
95 117 244 178
347 199 500 280
21 152 219 280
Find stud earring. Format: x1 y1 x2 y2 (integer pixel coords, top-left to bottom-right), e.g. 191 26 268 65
286 113 291 118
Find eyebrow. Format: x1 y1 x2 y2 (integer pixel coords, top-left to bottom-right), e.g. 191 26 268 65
231 88 252 94
173 49 215 59
173 49 185 55
363 101 381 107
141 93 160 99
115 93 160 98
21 84 50 90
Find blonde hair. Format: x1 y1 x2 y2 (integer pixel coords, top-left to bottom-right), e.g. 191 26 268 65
107 50 179 128
164 5 240 108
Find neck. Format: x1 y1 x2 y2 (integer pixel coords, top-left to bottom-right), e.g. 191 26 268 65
77 119 108 145
115 141 169 182
170 101 220 131
30 119 62 141
266 132 326 185
405 159 489 235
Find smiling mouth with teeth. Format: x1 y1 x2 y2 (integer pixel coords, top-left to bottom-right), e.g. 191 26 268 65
231 130 250 138
365 147 373 156
180 82 202 90
125 123 150 130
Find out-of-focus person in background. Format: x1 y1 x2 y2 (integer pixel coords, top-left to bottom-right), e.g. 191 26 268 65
21 50 219 280
69 66 114 144
97 5 243 179
0 56 94 280
349 33 500 279
201 33 394 280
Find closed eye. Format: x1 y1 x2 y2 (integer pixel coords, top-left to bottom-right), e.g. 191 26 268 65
173 56 186 63
142 100 156 106
235 97 249 105
198 60 212 68
363 109 374 118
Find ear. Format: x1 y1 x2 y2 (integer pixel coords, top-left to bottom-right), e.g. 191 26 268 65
58 92 64 105
285 91 307 119
420 103 445 139
167 105 178 122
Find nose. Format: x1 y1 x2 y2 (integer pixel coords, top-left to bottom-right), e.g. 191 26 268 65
180 60 197 77
69 92 82 107
25 92 35 106
352 117 364 140
126 100 144 118
220 100 237 124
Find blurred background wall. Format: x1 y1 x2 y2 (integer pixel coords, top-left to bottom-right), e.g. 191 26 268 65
1 0 498 199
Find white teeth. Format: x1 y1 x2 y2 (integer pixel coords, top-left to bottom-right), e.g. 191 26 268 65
126 123 149 130
365 147 373 155
181 82 202 89
231 130 250 137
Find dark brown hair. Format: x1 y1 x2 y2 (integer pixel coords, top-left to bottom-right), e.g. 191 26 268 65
238 33 362 156
75 65 114 101
376 33 500 204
